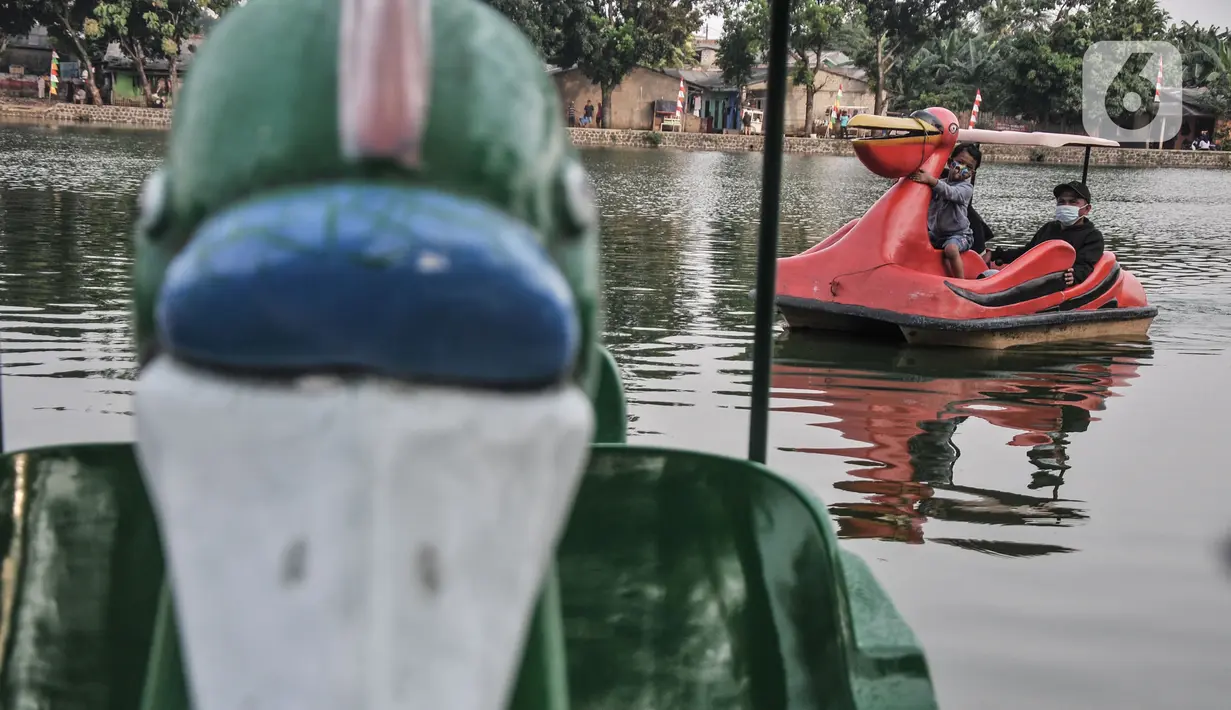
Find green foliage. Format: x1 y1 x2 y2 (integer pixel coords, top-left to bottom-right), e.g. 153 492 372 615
574 1 703 90
716 0 849 132
492 0 1226 129
481 0 701 87
480 0 588 64
13 0 104 56
0 0 37 52
858 0 1226 129
139 0 240 61
715 0 766 88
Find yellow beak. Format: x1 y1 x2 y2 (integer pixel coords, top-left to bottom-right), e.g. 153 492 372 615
847 114 941 135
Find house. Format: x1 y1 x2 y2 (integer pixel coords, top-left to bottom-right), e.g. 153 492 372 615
661 68 743 132
98 36 203 106
548 50 878 135
1083 88 1221 149
552 65 707 131
743 62 874 136
0 26 53 98
692 37 720 69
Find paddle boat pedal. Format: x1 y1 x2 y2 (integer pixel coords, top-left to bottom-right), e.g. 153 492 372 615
772 108 1157 349
0 1 937 709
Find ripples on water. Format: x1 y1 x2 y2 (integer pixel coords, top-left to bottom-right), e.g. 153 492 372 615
591 147 1231 709
2 126 1231 708
0 125 162 444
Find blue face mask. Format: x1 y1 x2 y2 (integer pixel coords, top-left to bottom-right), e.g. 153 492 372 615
1055 205 1081 226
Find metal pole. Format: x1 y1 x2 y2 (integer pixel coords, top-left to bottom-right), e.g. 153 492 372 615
1081 146 1091 184
747 0 791 465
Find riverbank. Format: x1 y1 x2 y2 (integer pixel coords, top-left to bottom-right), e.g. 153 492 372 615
0 99 171 128
4 100 1228 169
567 127 1231 169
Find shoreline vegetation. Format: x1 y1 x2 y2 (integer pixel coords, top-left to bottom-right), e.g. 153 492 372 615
3 100 1230 169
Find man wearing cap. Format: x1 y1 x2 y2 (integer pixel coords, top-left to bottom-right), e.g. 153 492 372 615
982 181 1103 286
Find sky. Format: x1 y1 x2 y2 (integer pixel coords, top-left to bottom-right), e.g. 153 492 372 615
698 1 1231 39
1159 0 1231 28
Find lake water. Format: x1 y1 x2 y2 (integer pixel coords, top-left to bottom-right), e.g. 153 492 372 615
2 123 1231 709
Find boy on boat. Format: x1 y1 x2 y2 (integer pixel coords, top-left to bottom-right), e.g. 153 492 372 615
909 143 981 280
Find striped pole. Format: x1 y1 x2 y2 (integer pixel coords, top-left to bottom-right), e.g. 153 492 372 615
830 82 842 134
968 89 982 129
676 77 685 119
49 51 59 96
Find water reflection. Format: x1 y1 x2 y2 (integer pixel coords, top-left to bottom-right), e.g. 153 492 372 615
771 334 1151 556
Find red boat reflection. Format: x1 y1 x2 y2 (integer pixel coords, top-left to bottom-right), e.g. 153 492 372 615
771 335 1150 556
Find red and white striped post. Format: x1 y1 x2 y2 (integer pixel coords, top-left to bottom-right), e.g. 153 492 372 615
968 89 982 129
676 78 685 131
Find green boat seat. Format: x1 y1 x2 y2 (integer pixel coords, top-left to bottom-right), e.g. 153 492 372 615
557 445 937 710
0 445 166 710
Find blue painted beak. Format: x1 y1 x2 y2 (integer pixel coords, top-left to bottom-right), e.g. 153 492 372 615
156 185 579 387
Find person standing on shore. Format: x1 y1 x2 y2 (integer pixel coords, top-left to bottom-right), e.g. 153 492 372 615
37 75 45 99
567 101 576 127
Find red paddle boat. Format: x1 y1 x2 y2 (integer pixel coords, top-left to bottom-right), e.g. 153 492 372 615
773 107 1158 349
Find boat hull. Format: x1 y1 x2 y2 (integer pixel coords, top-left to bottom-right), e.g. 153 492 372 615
777 295 1157 349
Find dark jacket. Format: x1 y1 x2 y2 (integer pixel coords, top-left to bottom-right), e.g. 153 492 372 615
990 219 1104 284
968 205 994 254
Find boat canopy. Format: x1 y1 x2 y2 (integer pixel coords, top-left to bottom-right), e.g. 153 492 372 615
957 128 1120 148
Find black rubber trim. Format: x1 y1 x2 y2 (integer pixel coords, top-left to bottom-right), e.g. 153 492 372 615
944 272 1067 308
1057 265 1121 311
770 293 1158 333
1099 299 1119 309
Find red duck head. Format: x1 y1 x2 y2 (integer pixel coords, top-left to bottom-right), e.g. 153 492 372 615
848 107 961 178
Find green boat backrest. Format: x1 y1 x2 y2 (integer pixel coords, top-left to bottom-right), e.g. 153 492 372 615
592 345 628 445
560 446 852 709
0 445 165 710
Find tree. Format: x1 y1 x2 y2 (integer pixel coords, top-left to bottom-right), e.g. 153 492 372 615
480 0 588 64
715 0 766 91
569 1 702 128
718 0 847 134
788 0 845 134
94 0 157 104
846 0 989 114
139 0 222 102
18 0 108 104
0 1 37 55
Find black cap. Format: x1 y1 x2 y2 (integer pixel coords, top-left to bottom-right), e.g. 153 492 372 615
1053 181 1092 203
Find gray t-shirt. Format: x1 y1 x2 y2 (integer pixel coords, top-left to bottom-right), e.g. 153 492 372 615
926 178 974 240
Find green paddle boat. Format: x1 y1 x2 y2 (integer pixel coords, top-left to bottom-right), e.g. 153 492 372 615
0 0 938 708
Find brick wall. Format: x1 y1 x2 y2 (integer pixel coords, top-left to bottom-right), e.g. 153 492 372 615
567 128 1231 168
0 100 171 126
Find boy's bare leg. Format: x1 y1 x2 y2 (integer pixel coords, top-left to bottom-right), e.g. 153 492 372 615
943 243 966 279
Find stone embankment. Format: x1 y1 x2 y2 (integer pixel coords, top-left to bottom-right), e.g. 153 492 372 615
567 127 1231 169
0 100 171 127
4 102 1227 169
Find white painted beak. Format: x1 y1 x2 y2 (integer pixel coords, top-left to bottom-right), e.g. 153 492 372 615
134 357 594 710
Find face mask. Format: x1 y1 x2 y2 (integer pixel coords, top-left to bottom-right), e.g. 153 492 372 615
1055 205 1081 225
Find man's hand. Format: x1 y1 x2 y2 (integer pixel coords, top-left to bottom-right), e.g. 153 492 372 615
908 170 937 186
1064 268 1075 286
